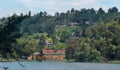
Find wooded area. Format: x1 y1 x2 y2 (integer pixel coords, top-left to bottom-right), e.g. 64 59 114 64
0 7 120 62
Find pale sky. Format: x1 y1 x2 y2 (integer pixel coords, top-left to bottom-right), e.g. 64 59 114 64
0 0 120 18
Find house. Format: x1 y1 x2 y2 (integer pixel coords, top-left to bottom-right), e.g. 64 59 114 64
28 49 65 61
70 22 78 26
28 52 42 60
42 49 65 60
85 21 90 25
45 38 53 46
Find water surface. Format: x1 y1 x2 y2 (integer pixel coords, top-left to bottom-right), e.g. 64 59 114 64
0 61 120 70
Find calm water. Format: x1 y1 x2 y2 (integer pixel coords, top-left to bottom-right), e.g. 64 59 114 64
0 61 120 70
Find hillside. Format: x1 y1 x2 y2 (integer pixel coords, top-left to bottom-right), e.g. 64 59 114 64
0 7 120 62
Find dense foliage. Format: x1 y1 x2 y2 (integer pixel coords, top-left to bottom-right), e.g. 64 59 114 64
0 7 120 62
0 14 28 58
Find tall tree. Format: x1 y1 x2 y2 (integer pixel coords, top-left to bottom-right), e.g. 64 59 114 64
97 8 105 14
108 7 118 14
0 14 27 57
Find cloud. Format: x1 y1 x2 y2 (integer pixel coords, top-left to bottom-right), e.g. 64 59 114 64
69 0 95 6
0 0 120 18
18 0 56 8
15 0 120 15
0 0 30 18
18 0 97 8
17 0 99 15
0 7 29 18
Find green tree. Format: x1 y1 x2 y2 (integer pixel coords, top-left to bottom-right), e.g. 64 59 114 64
0 14 27 58
97 8 105 14
108 7 118 14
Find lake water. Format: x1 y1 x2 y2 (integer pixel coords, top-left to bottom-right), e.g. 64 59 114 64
0 61 120 70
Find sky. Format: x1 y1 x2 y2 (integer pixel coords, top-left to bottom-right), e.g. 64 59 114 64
0 0 120 18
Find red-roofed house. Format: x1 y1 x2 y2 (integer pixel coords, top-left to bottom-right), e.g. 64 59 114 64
28 49 65 61
42 49 65 60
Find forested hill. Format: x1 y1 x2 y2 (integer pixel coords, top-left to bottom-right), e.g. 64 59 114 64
21 7 120 35
0 7 120 62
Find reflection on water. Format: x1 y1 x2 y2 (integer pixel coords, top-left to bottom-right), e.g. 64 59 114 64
0 61 120 70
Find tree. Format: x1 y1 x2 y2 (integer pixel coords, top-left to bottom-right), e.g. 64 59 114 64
108 7 118 14
97 8 105 15
54 27 72 43
28 11 31 17
90 8 96 14
112 7 118 13
0 14 27 58
88 49 102 62
71 8 75 13
65 38 79 61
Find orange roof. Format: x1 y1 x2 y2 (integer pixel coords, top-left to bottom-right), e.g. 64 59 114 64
42 49 65 55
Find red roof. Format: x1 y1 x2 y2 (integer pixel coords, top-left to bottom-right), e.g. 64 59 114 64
42 49 65 55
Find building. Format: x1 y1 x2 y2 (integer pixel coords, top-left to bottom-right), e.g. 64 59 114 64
70 22 78 26
42 49 65 60
28 52 42 60
28 49 65 61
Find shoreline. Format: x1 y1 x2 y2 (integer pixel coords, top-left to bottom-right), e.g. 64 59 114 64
0 59 120 64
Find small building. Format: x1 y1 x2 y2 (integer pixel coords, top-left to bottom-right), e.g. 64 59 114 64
45 39 53 46
42 49 65 60
70 22 78 26
28 52 42 60
28 49 65 61
85 21 90 25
